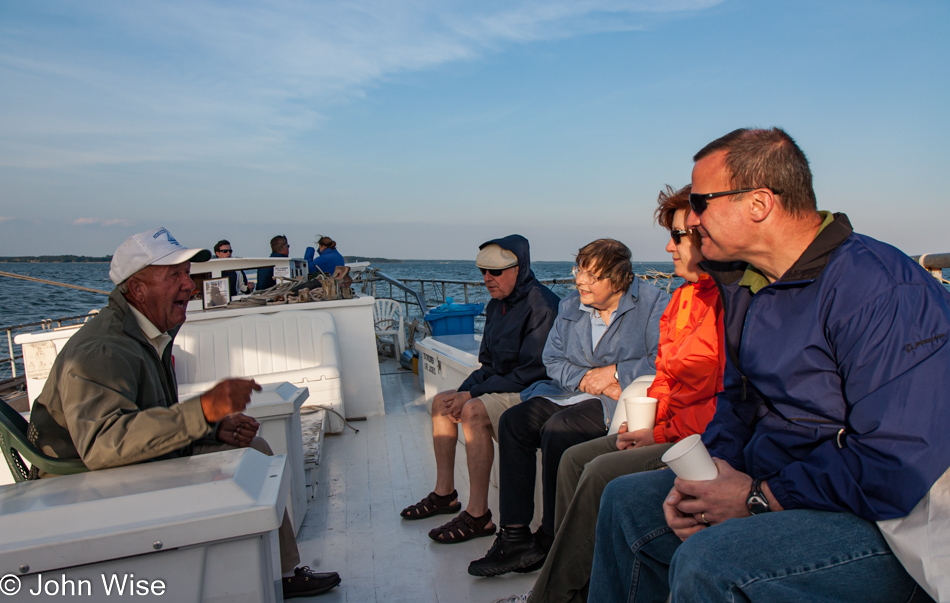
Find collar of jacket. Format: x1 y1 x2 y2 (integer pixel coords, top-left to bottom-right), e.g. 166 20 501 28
694 272 717 291
561 277 642 322
108 288 183 350
499 272 540 309
699 212 854 288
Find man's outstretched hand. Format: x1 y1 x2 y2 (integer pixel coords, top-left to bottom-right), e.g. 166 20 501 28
216 413 261 447
201 378 262 423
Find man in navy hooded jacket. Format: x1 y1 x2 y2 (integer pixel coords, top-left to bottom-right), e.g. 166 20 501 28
589 128 950 603
400 235 561 547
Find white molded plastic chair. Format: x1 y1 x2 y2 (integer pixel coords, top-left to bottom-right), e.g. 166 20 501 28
374 299 406 357
608 374 656 434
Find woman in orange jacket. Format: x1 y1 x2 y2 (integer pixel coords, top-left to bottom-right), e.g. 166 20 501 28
495 184 724 603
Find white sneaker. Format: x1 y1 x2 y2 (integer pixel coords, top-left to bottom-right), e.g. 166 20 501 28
492 592 530 603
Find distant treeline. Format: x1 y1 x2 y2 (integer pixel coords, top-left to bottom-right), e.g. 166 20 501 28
345 256 404 264
0 255 112 263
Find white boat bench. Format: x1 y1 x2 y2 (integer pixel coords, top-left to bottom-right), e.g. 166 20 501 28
174 309 343 431
0 448 290 603
417 335 544 527
173 310 343 530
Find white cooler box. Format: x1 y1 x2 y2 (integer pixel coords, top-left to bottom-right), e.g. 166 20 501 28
416 334 482 413
0 448 289 602
241 383 309 535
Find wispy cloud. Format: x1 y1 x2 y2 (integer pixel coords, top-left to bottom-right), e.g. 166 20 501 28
0 0 722 168
0 217 14 223
73 218 133 227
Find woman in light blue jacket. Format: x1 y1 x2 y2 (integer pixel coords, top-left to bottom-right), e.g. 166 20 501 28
468 238 669 577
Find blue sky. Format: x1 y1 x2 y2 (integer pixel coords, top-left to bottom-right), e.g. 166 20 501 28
1 0 948 261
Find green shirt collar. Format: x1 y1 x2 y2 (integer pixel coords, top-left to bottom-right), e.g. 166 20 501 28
740 211 834 294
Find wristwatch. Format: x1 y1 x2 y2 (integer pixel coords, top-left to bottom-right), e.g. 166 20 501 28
746 479 771 515
614 370 619 382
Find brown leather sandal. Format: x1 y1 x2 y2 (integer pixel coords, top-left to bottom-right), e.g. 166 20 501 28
400 490 461 519
428 510 496 543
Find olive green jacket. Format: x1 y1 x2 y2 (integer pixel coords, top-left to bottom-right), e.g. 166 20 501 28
27 289 212 473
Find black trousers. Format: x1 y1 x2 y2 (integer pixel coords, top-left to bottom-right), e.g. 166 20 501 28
498 397 607 536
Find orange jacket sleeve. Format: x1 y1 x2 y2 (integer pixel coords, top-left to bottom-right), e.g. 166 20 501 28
649 276 724 444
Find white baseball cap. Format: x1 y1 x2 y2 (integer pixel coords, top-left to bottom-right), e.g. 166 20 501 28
109 227 211 285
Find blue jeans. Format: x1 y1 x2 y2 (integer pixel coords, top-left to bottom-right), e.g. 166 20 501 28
589 469 930 603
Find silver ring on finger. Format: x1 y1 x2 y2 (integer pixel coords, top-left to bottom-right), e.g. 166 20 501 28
701 512 710 526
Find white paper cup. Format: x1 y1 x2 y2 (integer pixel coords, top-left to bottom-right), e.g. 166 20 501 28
660 434 719 480
623 396 658 431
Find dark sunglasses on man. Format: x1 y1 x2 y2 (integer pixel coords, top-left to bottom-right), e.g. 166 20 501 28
218 248 233 254
479 267 506 277
688 187 780 216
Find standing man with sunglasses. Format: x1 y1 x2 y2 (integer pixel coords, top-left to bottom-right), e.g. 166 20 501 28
589 127 950 602
213 239 254 296
401 235 561 548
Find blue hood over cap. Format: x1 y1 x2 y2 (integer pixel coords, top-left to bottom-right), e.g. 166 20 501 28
457 234 560 397
479 234 538 306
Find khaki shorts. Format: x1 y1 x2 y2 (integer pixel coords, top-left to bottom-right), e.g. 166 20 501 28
475 391 523 440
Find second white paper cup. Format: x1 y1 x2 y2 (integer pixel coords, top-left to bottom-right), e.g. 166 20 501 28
661 434 719 480
623 396 658 431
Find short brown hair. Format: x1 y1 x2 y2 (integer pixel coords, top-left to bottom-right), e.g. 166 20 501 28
654 184 692 231
694 127 817 217
270 235 288 253
576 238 634 293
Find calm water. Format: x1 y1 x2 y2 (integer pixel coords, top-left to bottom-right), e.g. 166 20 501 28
367 260 680 323
0 262 114 329
0 260 678 328
0 260 675 378
4 259 948 379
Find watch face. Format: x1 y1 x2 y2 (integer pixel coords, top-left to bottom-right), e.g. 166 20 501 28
747 493 769 515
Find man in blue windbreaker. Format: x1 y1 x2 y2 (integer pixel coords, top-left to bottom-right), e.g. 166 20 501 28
589 127 950 602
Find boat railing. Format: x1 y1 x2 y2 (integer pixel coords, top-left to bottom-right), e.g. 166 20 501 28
0 312 99 381
365 270 433 316
354 268 681 325
912 253 950 284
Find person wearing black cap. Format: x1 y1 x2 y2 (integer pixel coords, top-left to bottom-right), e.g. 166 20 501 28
400 235 560 547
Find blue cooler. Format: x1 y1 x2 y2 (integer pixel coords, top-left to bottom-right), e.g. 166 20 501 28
425 300 485 336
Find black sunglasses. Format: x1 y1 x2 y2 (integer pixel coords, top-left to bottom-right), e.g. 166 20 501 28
218 248 233 253
688 188 756 215
670 229 690 245
479 267 505 277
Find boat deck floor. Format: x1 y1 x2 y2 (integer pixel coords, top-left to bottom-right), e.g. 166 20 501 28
294 357 536 602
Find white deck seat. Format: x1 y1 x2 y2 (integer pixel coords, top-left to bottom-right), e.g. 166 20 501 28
173 310 346 434
0 449 289 602
373 299 406 358
416 335 544 528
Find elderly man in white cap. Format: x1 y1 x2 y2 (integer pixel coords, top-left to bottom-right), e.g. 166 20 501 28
27 227 341 599
400 235 561 548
